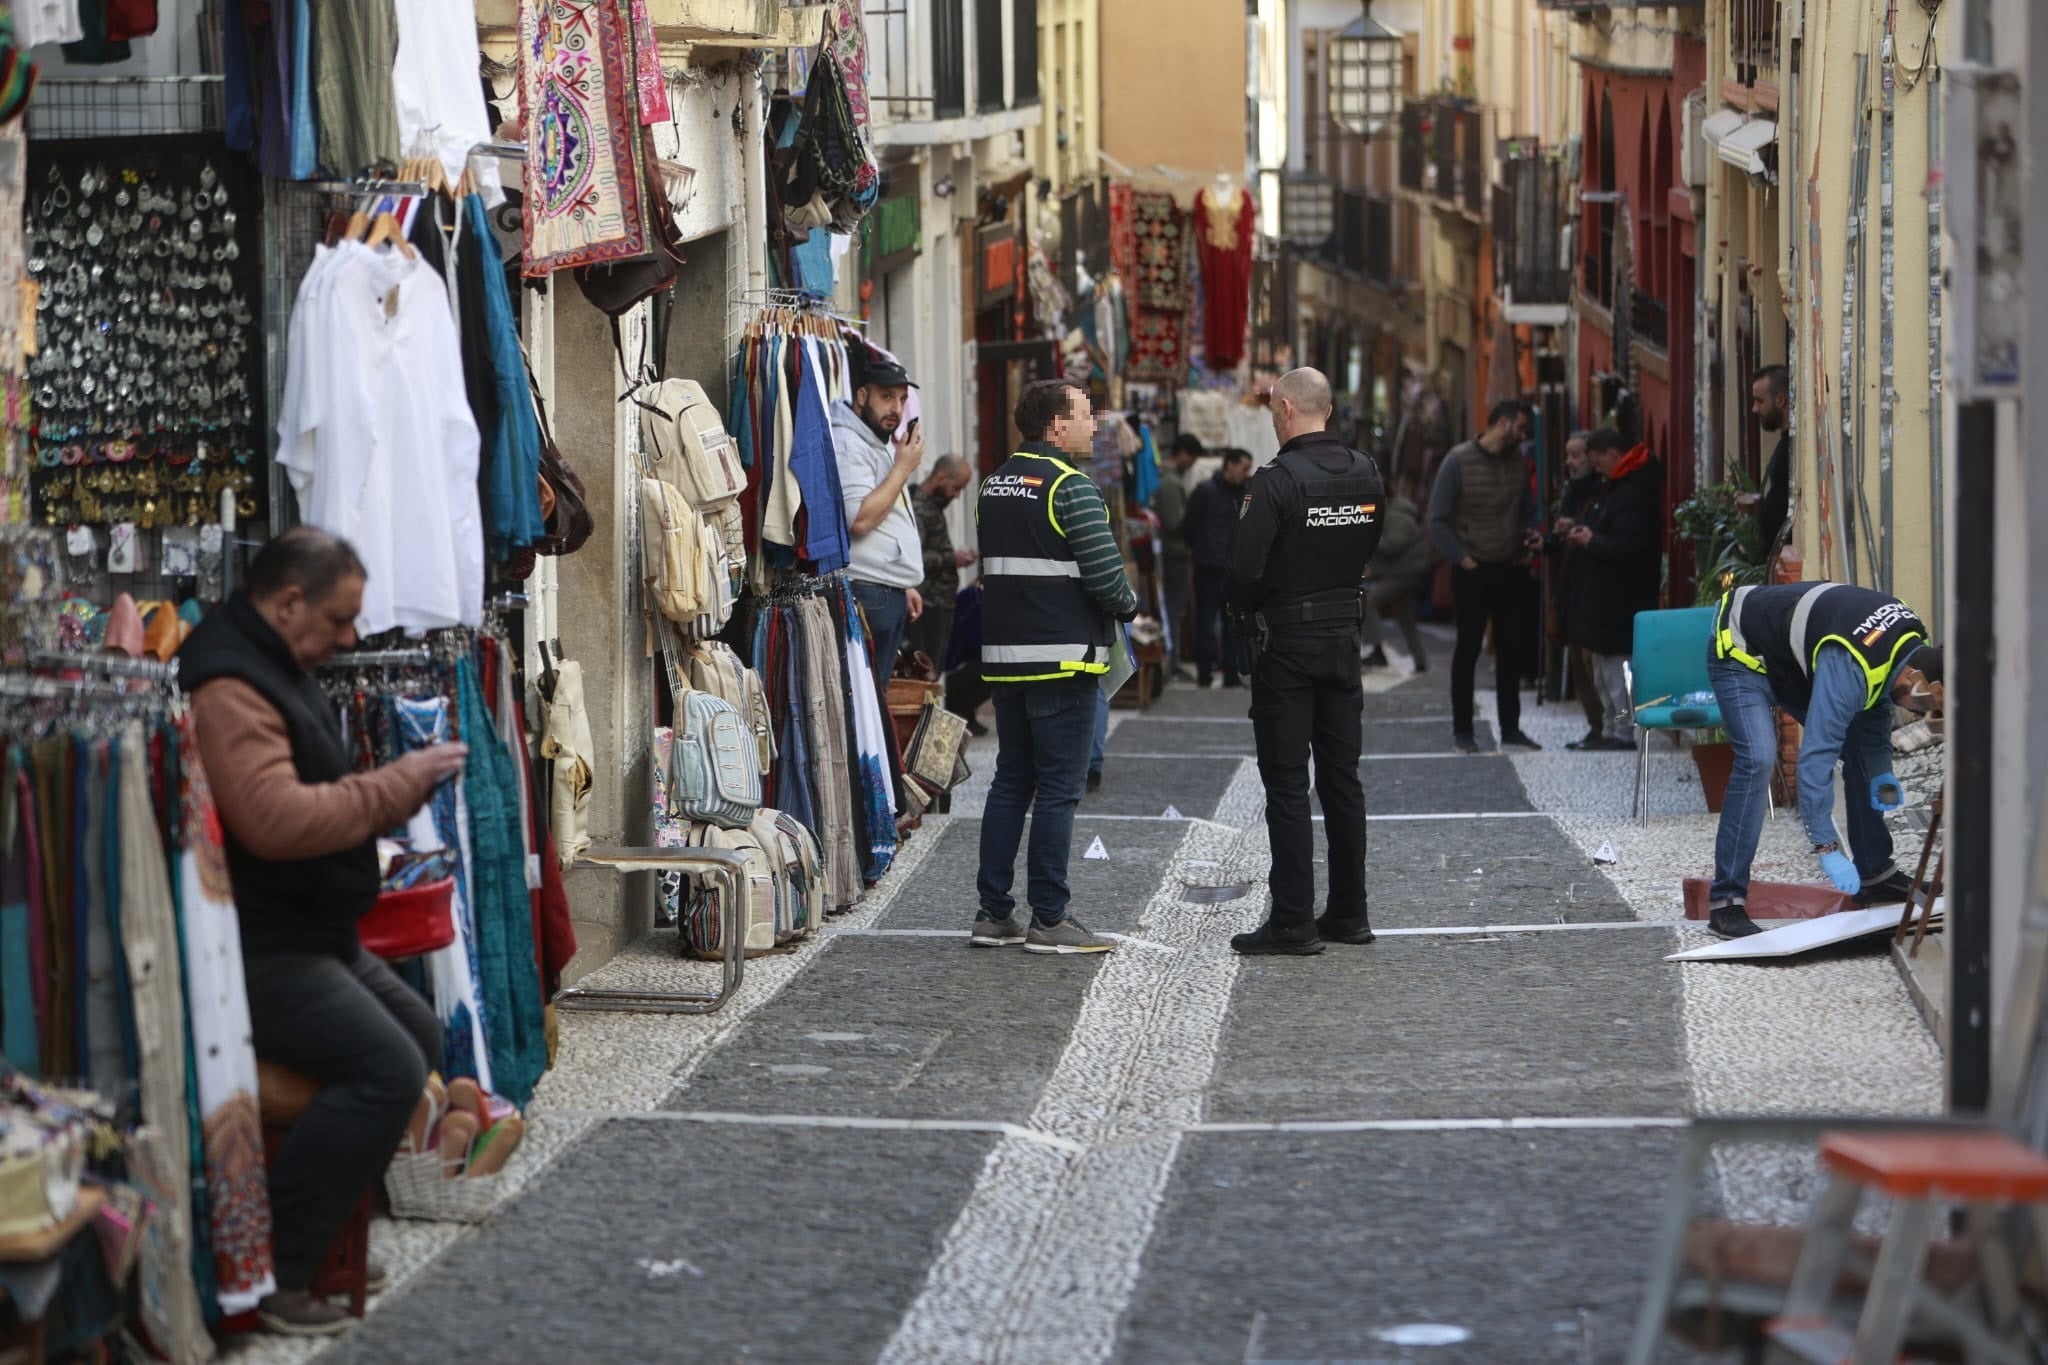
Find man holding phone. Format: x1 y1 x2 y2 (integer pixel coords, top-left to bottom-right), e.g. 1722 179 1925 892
832 351 927 691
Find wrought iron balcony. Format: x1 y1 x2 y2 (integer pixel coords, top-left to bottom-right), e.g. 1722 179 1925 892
1399 95 1484 215
1629 288 1669 351
1493 147 1572 306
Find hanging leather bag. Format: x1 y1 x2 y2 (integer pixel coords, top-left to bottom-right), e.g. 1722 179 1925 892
525 362 595 558
574 124 688 316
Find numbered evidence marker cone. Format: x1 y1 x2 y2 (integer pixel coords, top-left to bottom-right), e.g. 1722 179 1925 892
1161 805 1183 820
1084 836 1109 860
1594 840 1618 866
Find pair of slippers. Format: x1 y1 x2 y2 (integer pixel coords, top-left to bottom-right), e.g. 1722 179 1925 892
401 1075 524 1180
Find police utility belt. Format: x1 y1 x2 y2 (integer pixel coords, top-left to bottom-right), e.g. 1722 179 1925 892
1242 588 1364 633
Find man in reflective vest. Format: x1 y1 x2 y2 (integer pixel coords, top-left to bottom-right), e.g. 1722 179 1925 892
971 380 1139 954
1706 581 1944 937
1225 367 1384 956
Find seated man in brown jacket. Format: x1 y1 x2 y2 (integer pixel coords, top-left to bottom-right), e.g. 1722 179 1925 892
178 527 467 1336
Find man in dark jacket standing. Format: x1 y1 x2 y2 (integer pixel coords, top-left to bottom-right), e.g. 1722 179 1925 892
1550 431 1606 744
1559 428 1664 750
1429 399 1543 752
178 528 467 1336
1226 368 1382 955
1155 434 1202 676
1182 448 1253 688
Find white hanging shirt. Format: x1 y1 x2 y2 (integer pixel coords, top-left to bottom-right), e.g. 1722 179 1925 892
14 0 84 48
277 241 482 635
392 0 504 204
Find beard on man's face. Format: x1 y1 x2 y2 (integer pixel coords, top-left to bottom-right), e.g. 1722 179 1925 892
859 401 901 438
1758 409 1784 433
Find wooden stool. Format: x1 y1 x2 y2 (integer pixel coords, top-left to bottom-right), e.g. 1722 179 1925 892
256 1061 372 1318
1768 1129 2048 1363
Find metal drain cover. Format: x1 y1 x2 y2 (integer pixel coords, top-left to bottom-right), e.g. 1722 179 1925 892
1181 883 1251 904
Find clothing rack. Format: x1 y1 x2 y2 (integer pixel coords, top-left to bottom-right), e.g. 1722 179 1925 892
28 651 180 685
0 671 169 704
290 176 430 200
763 571 849 605
319 647 434 671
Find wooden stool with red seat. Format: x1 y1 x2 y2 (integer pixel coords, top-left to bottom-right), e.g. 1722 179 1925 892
255 1061 371 1319
1767 1129 2048 1363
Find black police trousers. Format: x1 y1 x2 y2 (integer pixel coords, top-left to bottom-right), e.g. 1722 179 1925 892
1248 630 1368 929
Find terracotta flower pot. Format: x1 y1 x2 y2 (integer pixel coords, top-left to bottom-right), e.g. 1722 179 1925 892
1691 740 1736 813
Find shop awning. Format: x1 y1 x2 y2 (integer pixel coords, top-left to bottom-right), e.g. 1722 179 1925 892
1704 111 1777 179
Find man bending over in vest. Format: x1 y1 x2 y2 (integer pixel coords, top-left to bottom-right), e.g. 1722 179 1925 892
1703 581 1942 938
971 380 1138 954
178 528 469 1336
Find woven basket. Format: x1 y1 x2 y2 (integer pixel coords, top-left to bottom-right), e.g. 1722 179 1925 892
383 1148 501 1223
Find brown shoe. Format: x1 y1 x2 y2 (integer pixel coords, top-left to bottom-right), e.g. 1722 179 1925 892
258 1289 355 1337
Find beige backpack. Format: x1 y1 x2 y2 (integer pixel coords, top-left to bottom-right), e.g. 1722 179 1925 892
638 378 747 507
638 476 711 624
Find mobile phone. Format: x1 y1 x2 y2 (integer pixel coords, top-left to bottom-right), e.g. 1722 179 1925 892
907 418 921 437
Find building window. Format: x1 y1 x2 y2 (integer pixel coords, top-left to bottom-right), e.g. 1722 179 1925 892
933 0 966 118
975 0 1006 113
1013 0 1040 106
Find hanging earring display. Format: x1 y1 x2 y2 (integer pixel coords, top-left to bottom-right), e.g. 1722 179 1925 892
24 149 262 546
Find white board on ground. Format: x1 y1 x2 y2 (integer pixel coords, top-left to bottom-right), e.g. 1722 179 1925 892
1664 902 1943 962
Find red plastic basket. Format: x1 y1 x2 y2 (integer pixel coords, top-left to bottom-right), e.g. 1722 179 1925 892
358 877 456 960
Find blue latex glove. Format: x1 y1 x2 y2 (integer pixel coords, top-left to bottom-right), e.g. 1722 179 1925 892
1820 850 1861 895
1871 772 1904 811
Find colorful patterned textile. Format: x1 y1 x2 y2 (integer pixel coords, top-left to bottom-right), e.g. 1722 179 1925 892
1128 307 1187 383
518 0 651 276
1107 180 1137 284
1131 191 1188 311
628 0 669 124
173 720 275 1316
827 1 880 203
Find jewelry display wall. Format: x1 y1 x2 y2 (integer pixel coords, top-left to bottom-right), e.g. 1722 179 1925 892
25 135 266 569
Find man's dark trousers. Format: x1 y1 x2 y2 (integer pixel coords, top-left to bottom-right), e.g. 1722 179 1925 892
243 944 442 1289
1192 565 1240 687
977 672 1098 927
1249 633 1367 929
1450 561 1537 737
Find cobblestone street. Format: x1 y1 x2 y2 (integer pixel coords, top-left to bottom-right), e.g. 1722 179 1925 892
233 630 1943 1364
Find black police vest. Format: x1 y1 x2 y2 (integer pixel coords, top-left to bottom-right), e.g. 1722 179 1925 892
1256 443 1384 631
1715 581 1926 713
176 592 383 957
976 447 1114 682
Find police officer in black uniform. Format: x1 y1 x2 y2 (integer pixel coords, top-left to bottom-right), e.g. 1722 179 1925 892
1226 368 1384 956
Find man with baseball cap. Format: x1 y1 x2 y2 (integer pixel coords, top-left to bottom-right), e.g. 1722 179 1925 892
832 349 927 691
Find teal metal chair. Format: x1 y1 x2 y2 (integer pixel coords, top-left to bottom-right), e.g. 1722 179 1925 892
1628 607 1725 824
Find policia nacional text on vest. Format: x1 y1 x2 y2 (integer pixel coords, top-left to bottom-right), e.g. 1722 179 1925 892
977 444 1116 683
1713 582 1927 712
1228 441 1384 668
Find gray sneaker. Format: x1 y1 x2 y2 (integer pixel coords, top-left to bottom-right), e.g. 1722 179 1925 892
1024 916 1117 954
970 914 1029 947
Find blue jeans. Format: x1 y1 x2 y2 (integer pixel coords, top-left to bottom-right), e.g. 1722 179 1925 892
1088 690 1109 777
1707 659 1897 907
978 673 1098 926
851 580 911 694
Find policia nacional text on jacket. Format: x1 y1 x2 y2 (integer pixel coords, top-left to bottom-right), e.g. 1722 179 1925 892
1223 368 1384 956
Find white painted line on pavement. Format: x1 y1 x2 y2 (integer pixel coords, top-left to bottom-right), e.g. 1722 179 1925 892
1190 1116 1690 1135
1106 750 1509 762
878 760 1269 1365
835 920 1677 942
1373 920 1679 937
1118 714 1456 726
556 1108 1088 1154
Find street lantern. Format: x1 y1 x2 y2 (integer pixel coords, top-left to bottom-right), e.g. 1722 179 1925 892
1280 175 1336 245
1328 2 1402 139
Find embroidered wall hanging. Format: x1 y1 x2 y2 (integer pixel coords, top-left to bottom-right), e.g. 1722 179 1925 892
519 0 652 276
1127 307 1186 383
1131 190 1188 311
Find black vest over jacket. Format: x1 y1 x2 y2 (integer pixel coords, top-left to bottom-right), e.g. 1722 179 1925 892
177 594 381 956
1258 438 1383 634
976 444 1115 682
1715 581 1926 714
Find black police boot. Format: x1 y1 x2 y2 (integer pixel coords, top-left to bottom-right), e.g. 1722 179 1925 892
1230 921 1325 956
1707 903 1765 939
1315 914 1376 945
1362 646 1389 668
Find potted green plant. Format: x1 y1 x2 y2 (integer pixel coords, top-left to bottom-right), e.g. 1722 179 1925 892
1672 479 1770 811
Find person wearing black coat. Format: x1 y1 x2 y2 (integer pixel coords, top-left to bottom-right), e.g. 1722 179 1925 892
1182 449 1254 687
1548 432 1605 745
1559 427 1663 749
